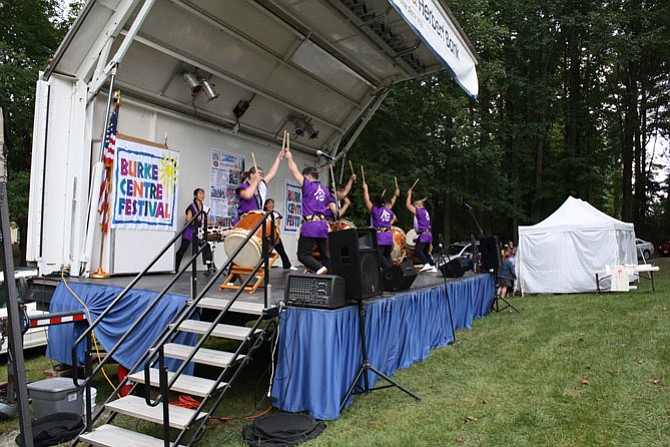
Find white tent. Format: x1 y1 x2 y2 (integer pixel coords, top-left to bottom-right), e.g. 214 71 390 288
517 196 637 294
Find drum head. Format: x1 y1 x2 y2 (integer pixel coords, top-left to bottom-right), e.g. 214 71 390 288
405 229 417 249
224 229 262 268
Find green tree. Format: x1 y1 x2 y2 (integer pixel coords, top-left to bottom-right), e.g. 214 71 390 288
0 0 69 264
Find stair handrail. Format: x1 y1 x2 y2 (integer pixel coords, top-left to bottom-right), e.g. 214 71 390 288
78 210 277 443
141 212 276 403
71 209 206 387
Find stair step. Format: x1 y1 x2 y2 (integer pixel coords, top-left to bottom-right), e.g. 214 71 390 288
195 298 267 315
105 395 206 430
128 369 225 398
79 424 184 447
164 343 243 368
177 319 260 341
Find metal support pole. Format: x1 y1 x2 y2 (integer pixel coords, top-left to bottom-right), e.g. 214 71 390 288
0 181 33 446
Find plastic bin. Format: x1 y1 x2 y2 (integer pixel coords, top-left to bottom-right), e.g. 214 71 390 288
26 378 83 419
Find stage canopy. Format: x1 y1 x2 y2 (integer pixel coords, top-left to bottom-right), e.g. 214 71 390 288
517 196 637 294
45 0 478 158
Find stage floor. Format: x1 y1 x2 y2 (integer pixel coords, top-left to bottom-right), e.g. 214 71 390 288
70 265 480 306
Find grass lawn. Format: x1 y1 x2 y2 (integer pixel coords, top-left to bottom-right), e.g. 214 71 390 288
1 258 668 446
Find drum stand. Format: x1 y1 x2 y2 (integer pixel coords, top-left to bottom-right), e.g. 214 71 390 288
340 299 420 413
219 252 279 294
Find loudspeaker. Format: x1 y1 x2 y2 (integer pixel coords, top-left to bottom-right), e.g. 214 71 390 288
329 228 382 301
440 257 470 278
479 236 501 272
382 261 418 291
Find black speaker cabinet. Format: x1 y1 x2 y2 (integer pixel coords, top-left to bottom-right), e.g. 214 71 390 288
479 236 501 272
329 228 382 301
440 257 470 278
382 261 418 291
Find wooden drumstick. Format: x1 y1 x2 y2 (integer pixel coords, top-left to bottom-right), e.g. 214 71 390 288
361 165 366 184
381 189 386 198
394 176 399 190
410 178 420 191
285 130 291 152
251 152 258 173
349 160 355 176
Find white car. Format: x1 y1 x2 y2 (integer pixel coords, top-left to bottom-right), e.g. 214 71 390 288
446 241 479 259
635 238 654 261
0 269 48 354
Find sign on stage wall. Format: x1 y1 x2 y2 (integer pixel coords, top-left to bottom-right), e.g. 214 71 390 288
110 135 179 231
284 182 302 233
210 149 244 227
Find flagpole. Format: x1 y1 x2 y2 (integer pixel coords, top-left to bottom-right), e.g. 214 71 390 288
91 67 119 279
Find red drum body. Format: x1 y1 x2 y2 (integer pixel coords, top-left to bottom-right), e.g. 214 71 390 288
390 226 406 264
328 219 356 232
224 211 279 267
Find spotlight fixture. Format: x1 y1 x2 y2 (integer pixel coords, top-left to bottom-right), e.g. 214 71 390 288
181 72 202 96
288 112 318 139
201 79 220 102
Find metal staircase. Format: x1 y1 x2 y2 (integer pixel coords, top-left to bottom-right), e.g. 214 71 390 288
73 211 279 446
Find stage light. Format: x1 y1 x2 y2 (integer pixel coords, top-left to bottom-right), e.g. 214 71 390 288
181 72 202 96
288 113 317 139
202 79 220 101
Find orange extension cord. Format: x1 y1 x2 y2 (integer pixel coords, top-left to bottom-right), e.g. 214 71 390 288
169 395 273 423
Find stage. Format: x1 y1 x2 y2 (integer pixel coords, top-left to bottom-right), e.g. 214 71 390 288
45 266 495 420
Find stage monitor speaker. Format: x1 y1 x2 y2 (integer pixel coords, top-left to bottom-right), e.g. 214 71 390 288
284 273 346 309
329 228 382 301
440 257 470 278
479 236 501 272
382 261 418 291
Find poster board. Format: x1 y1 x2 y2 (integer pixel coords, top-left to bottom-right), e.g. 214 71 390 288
209 149 244 227
284 182 301 233
111 134 178 274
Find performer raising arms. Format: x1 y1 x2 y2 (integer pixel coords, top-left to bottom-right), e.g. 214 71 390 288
324 173 356 222
362 176 399 269
235 149 285 223
406 180 437 273
285 150 337 274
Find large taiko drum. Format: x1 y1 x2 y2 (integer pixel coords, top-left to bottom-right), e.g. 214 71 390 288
224 211 279 267
329 219 356 232
390 226 406 264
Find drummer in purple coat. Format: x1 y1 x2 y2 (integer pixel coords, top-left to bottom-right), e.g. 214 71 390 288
406 181 437 273
362 180 399 269
235 150 285 223
285 150 337 274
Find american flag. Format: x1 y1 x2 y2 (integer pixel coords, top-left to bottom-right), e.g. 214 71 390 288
97 98 120 233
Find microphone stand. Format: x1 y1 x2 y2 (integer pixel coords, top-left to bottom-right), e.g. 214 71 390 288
435 234 459 345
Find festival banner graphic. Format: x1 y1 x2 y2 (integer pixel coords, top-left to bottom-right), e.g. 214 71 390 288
110 135 180 231
210 149 245 227
284 182 302 233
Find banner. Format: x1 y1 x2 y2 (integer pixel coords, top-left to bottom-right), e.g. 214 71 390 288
210 149 245 227
284 182 302 233
388 0 478 98
110 135 180 231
